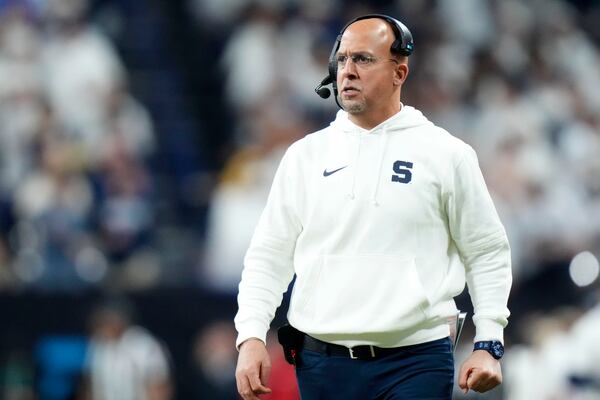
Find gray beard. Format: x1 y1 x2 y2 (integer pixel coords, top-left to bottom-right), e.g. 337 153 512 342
340 97 366 114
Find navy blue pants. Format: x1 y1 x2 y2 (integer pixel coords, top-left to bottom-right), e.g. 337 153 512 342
295 337 454 400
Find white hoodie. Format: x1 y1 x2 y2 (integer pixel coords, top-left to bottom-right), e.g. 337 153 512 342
235 106 512 348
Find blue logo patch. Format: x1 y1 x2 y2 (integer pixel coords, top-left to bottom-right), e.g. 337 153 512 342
391 161 413 183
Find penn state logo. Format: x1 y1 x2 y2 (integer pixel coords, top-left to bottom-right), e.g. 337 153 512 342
391 161 413 184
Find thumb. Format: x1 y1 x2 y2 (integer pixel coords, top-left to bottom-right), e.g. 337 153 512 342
260 362 272 388
458 366 472 391
467 368 482 390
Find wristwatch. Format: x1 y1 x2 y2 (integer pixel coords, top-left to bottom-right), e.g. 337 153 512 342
473 341 504 360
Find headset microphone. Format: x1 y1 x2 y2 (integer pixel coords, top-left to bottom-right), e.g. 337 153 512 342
314 76 332 99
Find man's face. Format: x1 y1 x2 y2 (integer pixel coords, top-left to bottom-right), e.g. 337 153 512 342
336 19 406 116
93 312 127 341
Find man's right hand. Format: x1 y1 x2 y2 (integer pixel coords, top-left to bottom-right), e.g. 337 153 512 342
235 338 272 400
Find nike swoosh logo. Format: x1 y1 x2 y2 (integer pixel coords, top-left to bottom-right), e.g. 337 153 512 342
323 166 347 177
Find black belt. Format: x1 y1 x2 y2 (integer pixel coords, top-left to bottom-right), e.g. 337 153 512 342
302 334 405 360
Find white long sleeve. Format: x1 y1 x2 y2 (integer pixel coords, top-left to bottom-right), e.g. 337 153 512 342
234 147 302 348
445 145 512 342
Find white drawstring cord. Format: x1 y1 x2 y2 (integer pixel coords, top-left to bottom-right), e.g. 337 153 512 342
348 133 361 200
371 128 388 206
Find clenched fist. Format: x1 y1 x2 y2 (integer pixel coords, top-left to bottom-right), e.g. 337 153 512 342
458 350 502 393
236 338 272 400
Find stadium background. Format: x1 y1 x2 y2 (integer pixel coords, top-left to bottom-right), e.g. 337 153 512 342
1 0 600 398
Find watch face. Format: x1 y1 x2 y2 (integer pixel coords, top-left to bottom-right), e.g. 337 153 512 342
491 341 504 358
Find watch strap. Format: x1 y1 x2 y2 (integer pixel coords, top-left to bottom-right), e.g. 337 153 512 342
473 340 504 359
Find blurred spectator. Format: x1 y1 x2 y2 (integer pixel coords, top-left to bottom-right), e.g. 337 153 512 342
102 85 155 161
219 2 337 122
96 134 154 265
503 303 600 399
35 335 88 400
84 299 172 400
202 100 311 292
0 236 13 288
567 300 600 397
181 322 299 400
220 4 282 113
0 349 35 400
181 321 238 400
12 129 95 291
40 0 125 165
0 5 43 193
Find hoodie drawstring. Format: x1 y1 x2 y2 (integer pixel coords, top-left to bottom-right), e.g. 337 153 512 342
331 105 430 206
371 128 388 206
348 134 361 200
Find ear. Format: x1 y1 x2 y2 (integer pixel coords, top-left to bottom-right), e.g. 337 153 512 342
393 63 409 86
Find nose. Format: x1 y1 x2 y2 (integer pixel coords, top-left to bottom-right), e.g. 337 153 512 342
339 58 358 81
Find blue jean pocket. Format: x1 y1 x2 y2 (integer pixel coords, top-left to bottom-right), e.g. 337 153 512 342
296 349 325 371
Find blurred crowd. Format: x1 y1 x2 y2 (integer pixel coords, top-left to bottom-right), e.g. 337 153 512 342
1 0 600 398
0 0 156 292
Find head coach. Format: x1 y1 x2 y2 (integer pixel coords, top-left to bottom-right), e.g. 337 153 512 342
234 14 512 400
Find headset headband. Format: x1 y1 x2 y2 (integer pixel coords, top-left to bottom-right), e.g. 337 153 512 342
339 14 414 56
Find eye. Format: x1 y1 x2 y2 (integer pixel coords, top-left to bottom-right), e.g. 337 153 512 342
336 55 348 65
354 54 371 65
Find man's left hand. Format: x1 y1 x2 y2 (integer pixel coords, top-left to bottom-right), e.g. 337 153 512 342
458 350 502 393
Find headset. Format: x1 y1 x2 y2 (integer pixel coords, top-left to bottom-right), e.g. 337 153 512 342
314 14 414 109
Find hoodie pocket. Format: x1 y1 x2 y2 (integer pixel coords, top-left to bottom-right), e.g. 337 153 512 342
311 254 431 333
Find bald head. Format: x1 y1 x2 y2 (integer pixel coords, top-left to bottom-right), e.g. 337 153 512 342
343 19 393 55
341 18 407 64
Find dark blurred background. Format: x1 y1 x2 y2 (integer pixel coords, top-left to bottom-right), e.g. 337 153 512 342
1 0 600 399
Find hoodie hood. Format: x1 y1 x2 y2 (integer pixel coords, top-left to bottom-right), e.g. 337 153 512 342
328 105 434 205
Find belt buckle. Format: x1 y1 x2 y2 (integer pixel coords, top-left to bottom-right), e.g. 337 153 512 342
348 347 358 359
348 346 376 359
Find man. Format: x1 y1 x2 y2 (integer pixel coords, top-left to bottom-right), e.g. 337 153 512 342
235 14 511 400
84 299 173 400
